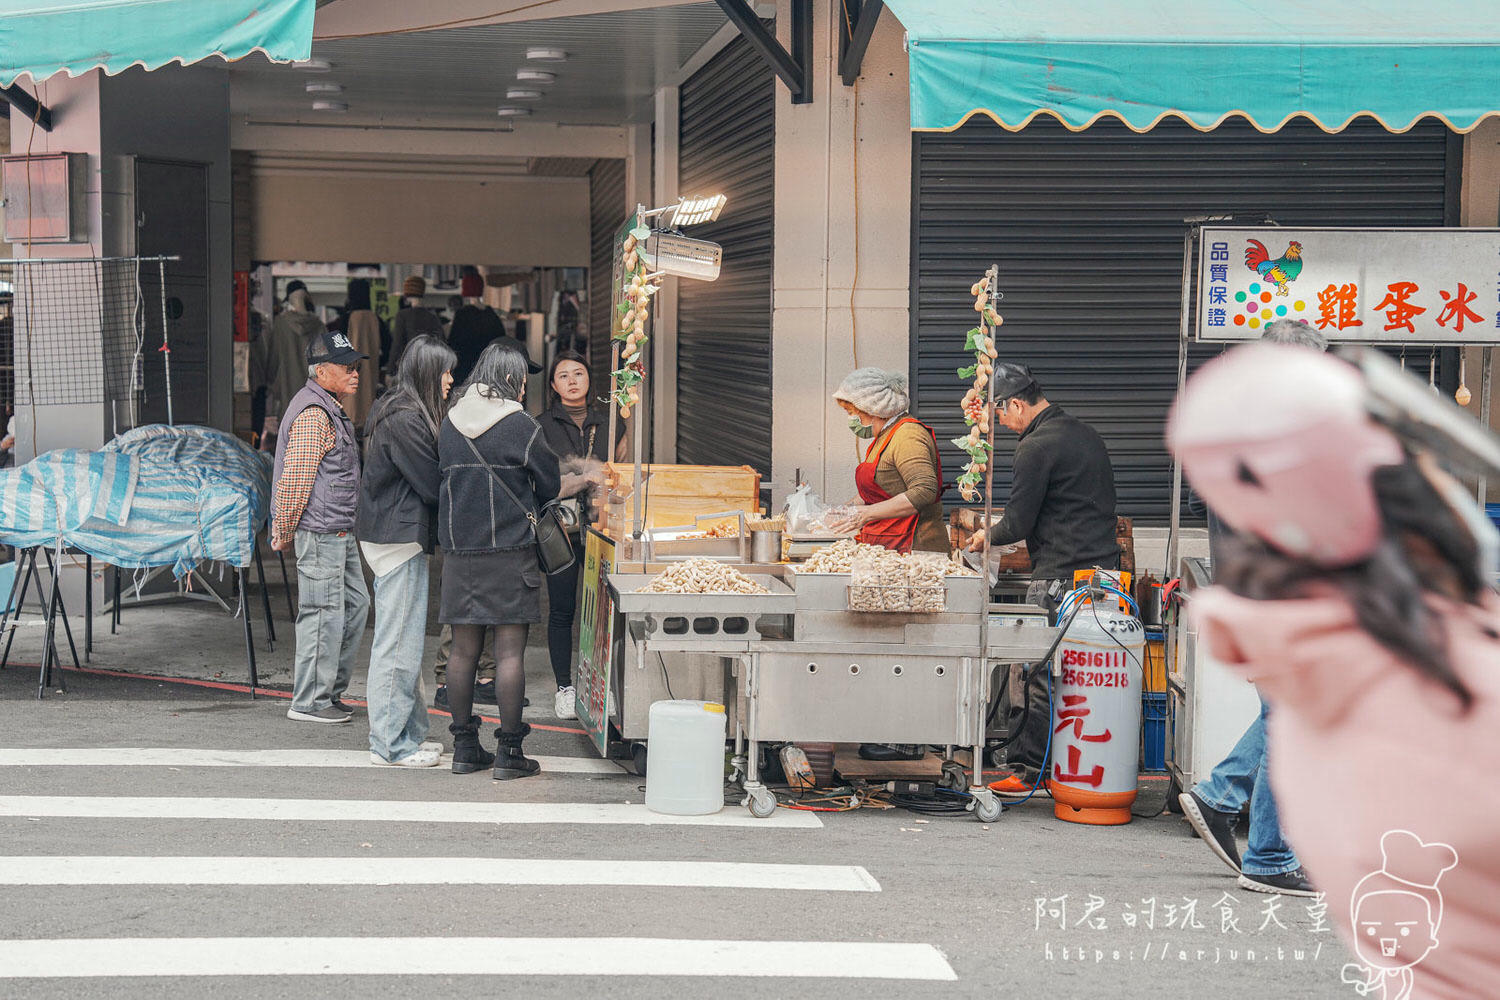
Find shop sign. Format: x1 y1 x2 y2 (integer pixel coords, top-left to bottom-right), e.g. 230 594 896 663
1196 228 1500 345
576 528 617 756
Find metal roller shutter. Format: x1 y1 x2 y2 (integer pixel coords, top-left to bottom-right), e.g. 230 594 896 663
911 117 1458 522
675 34 775 474
587 158 626 399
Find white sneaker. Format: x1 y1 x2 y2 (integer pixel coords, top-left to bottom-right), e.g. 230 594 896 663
554 685 578 720
418 740 444 754
369 749 442 768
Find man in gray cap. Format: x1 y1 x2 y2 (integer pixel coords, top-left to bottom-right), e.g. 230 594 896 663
966 363 1119 608
271 330 371 724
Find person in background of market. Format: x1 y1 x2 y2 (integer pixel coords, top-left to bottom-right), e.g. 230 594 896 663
827 367 946 763
537 351 625 720
438 340 561 778
265 280 327 444
447 271 506 385
443 294 464 339
432 625 502 714
965 364 1119 609
388 274 444 373
271 330 371 725
338 278 382 433
1169 342 1500 995
357 334 456 767
828 367 948 554
1179 319 1324 898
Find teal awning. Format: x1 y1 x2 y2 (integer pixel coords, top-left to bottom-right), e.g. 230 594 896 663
0 0 314 87
883 0 1500 133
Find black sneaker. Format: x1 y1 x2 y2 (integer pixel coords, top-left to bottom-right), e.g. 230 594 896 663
433 686 449 711
1179 791 1242 874
1238 868 1317 897
330 699 357 715
857 743 925 762
433 684 525 713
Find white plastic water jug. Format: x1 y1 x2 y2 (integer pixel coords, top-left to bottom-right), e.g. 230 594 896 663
644 700 727 816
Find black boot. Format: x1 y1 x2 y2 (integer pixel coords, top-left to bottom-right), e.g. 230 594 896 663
858 743 925 762
493 722 541 781
450 716 496 774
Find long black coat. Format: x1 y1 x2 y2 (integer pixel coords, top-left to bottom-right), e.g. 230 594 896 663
356 395 441 552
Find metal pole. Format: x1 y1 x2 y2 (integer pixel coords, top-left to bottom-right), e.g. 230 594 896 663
631 205 648 571
84 554 93 661
975 263 999 791
1481 347 1495 508
1166 226 1196 582
254 541 276 648
239 567 259 698
158 259 174 426
42 547 80 671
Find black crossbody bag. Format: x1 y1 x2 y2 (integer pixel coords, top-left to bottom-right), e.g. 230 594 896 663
461 433 578 576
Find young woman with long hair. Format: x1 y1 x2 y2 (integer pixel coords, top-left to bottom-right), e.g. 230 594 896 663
357 334 456 767
437 340 561 778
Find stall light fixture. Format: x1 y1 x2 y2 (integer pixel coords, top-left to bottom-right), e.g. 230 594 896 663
506 89 543 101
526 47 568 62
670 193 728 227
311 100 349 112
496 106 533 117
291 58 333 72
515 69 556 83
304 82 344 94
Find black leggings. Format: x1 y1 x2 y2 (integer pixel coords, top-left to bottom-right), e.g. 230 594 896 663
544 534 586 689
446 624 529 733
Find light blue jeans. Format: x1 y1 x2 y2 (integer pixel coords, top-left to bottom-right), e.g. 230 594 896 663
367 553 431 761
291 530 369 713
1193 698 1299 876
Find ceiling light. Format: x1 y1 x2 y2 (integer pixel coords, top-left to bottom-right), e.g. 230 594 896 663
496 106 533 118
311 100 349 112
515 69 555 83
291 58 333 72
526 48 568 62
506 89 543 101
304 82 344 94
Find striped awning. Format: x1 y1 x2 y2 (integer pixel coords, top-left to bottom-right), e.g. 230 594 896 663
0 0 313 86
882 0 1500 133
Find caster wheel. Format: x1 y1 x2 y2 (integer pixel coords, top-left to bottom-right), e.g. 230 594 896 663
1165 776 1184 814
748 792 778 819
631 743 648 778
940 761 967 791
974 796 1003 823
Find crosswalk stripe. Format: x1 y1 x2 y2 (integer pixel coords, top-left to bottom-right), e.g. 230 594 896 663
0 937 956 980
0 748 624 774
0 856 879 891
0 796 822 828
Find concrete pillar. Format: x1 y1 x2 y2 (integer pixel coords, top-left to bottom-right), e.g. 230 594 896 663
651 86 681 463
770 0 910 504
1458 118 1500 434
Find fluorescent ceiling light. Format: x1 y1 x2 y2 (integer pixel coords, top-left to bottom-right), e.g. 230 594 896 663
672 193 728 226
515 69 556 83
311 100 349 112
291 58 332 72
304 82 344 94
526 48 568 62
506 89 543 100
496 106 533 118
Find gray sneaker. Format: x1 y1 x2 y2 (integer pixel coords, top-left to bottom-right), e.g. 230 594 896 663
287 705 353 724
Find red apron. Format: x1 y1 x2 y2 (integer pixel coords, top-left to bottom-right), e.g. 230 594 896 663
854 416 942 554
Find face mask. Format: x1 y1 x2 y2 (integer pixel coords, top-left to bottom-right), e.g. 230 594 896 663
848 417 874 439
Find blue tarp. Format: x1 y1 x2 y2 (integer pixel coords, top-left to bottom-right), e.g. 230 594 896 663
0 0 314 86
883 0 1500 133
0 425 270 577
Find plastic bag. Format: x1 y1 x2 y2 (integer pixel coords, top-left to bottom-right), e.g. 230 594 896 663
849 547 911 612
783 483 830 534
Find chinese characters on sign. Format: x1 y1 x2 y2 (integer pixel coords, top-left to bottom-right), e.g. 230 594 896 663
1196 228 1500 344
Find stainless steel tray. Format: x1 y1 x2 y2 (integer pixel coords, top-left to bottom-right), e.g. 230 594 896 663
606 574 796 615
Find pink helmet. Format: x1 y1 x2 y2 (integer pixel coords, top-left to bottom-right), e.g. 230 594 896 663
1167 344 1404 566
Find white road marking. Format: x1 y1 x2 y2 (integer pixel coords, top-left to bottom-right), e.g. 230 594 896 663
0 856 879 892
0 937 955 980
0 796 822 828
0 748 624 775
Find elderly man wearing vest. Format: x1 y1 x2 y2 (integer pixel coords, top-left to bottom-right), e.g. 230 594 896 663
271 330 372 724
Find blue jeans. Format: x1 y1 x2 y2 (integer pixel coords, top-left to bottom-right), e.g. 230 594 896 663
291 530 369 713
367 553 431 761
1193 699 1299 876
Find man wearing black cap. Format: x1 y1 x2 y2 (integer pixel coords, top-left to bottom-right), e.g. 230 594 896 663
271 330 372 724
966 363 1120 608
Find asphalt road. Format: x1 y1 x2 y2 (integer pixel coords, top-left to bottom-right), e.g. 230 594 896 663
0 658 1354 999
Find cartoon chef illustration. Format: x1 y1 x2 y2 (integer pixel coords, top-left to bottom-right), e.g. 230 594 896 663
1341 830 1459 999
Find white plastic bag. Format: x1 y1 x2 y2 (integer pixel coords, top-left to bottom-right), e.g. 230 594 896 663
783 483 829 534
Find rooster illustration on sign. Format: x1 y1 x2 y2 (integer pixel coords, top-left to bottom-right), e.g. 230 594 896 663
1244 239 1304 296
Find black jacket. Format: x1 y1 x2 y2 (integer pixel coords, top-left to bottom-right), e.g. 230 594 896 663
355 395 440 552
988 406 1120 581
448 305 507 385
438 409 561 554
538 401 625 526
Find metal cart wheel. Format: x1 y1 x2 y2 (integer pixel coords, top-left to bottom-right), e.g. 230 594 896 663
973 793 1003 824
940 760 968 792
631 742 648 778
747 788 778 819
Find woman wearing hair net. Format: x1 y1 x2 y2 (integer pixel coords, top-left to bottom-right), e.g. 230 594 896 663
828 367 948 554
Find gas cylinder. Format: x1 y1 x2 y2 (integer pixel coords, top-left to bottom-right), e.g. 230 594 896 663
1049 594 1145 825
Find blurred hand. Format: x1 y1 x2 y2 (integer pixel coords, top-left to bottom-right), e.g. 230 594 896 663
965 529 988 552
270 532 293 553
